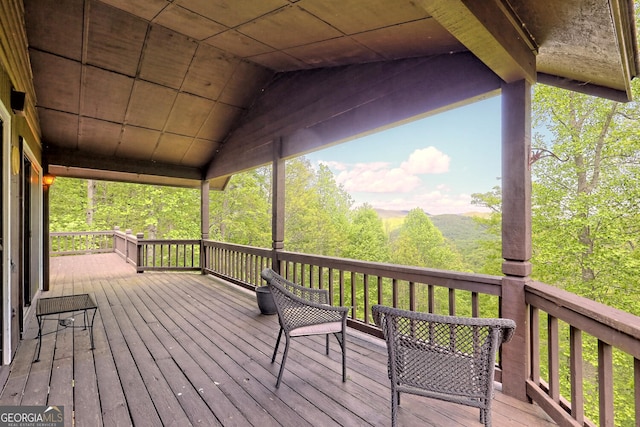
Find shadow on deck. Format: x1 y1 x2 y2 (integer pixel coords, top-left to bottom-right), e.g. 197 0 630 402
0 253 556 426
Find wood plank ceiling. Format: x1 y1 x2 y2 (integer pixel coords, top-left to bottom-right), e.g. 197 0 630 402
22 0 638 188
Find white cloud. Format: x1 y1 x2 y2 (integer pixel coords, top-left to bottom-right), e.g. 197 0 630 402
318 160 348 171
400 147 450 174
335 163 420 193
314 147 480 214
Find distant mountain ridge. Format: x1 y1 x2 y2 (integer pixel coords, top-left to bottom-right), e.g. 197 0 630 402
374 209 493 250
375 209 410 219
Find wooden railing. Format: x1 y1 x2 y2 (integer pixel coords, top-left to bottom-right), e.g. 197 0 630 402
136 238 201 272
274 250 503 338
50 231 115 255
526 281 640 427
200 239 640 427
49 232 640 426
52 228 200 272
202 240 272 289
113 227 138 266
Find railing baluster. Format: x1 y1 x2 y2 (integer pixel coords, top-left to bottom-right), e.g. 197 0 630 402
409 281 415 312
392 278 398 308
548 314 560 402
339 270 345 308
471 292 479 317
351 271 357 319
569 326 584 425
530 306 540 386
635 358 640 424
328 268 334 305
363 274 370 324
598 340 614 427
448 288 455 315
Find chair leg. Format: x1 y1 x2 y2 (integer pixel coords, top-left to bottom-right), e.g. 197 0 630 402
275 335 291 388
481 406 492 427
325 334 330 355
271 327 284 363
391 385 399 427
340 331 346 382
332 331 347 382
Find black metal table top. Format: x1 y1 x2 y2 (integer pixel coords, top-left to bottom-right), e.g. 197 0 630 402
36 294 97 316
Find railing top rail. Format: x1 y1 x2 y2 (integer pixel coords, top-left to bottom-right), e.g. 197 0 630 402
51 231 114 236
200 240 503 295
526 280 640 357
277 249 503 295
203 240 273 257
138 239 201 244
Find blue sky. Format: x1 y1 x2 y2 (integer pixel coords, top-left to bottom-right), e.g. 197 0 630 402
305 95 502 215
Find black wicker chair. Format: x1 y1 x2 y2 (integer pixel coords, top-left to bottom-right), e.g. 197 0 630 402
260 268 350 388
372 304 516 427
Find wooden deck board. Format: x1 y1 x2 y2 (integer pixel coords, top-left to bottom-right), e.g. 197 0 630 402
0 253 557 426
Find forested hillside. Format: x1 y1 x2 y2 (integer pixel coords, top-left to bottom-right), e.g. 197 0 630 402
50 158 486 273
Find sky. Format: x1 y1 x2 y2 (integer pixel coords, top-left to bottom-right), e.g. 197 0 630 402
305 95 502 215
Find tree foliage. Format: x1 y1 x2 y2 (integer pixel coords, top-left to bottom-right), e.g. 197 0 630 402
209 168 271 246
343 204 390 262
532 83 640 309
284 158 352 256
390 208 464 270
471 81 640 426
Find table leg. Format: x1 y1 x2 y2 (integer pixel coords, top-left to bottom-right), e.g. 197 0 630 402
89 308 97 349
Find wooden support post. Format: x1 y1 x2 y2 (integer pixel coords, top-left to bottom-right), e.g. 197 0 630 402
200 180 209 273
500 79 532 401
271 138 285 273
42 178 50 292
136 232 144 273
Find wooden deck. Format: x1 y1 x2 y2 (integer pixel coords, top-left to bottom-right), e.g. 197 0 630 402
0 253 556 426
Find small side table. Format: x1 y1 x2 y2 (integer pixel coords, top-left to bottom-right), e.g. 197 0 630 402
34 294 98 362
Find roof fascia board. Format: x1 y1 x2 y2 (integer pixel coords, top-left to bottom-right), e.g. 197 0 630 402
537 73 632 103
418 0 537 84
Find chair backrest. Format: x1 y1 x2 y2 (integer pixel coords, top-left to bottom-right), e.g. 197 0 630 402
261 268 329 305
372 304 516 397
261 268 341 332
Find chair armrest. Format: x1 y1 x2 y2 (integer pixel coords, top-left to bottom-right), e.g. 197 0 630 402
372 304 516 344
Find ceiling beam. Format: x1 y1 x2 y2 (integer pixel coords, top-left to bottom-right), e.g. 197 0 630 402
417 0 537 84
46 146 204 182
206 52 502 179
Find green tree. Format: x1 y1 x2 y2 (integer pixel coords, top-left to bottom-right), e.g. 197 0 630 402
284 157 352 255
531 83 640 309
49 177 90 231
209 168 271 246
470 186 503 275
530 82 640 427
390 208 463 270
343 204 390 262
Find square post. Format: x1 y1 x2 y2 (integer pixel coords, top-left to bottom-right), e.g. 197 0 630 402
500 79 532 401
200 180 209 273
271 137 285 273
42 175 50 292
